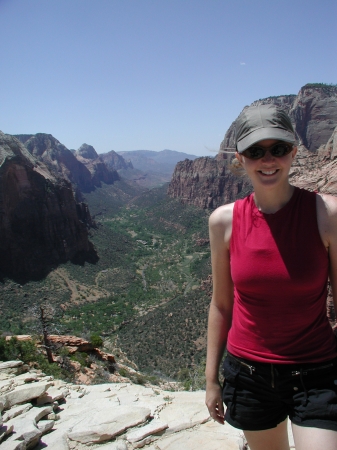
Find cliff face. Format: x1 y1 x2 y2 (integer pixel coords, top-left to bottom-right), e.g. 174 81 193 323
0 132 97 280
16 134 119 194
168 85 337 208
100 149 133 171
290 85 337 151
167 156 252 209
75 144 120 187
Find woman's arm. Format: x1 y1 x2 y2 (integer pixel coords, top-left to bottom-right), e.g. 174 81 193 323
205 202 234 424
317 194 337 314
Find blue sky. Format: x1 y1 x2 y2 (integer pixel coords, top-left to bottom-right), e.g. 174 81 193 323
1 0 336 156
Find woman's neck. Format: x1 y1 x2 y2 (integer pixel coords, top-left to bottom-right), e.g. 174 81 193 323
253 184 295 214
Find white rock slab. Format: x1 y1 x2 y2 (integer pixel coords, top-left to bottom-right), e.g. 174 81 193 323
37 419 54 435
21 406 53 423
3 381 53 409
6 418 42 448
0 379 14 391
158 399 209 433
0 440 27 450
2 404 32 422
126 419 168 443
154 421 242 450
0 422 14 441
14 373 39 384
93 440 128 450
34 429 68 450
67 405 151 444
0 361 23 370
36 387 66 405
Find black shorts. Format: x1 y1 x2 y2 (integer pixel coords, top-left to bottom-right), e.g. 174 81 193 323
222 352 337 432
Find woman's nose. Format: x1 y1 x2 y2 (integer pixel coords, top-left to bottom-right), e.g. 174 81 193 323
261 150 274 162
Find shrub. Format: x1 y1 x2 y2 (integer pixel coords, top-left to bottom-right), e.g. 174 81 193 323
90 334 103 348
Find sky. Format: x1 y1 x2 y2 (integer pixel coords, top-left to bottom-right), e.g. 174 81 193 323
0 0 336 157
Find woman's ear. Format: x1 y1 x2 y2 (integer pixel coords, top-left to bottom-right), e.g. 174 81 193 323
235 152 243 164
291 146 298 159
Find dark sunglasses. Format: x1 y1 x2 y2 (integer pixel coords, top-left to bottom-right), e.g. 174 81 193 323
241 142 294 160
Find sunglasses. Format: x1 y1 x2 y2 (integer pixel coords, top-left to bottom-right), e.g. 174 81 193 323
241 142 294 160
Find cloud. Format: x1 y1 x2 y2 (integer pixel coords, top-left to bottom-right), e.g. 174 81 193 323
240 62 246 65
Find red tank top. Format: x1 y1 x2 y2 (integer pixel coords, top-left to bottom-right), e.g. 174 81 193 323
227 187 337 363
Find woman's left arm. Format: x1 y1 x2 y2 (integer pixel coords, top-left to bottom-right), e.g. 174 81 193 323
317 193 337 311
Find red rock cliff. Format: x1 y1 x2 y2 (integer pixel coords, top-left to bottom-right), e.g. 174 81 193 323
0 132 97 280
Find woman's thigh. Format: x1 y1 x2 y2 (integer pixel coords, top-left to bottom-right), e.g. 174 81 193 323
292 424 337 450
244 419 290 450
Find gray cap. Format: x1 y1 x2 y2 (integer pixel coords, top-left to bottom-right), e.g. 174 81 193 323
235 104 296 153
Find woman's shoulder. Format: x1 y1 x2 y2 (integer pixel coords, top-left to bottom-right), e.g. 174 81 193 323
315 192 337 246
317 192 337 211
209 202 235 229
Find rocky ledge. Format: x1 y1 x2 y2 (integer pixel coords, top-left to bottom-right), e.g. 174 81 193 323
0 361 297 450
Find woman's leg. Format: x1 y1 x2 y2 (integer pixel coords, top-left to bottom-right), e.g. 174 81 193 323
243 419 290 450
292 424 337 450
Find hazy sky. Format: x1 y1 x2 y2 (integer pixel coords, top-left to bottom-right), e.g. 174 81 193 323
1 0 336 156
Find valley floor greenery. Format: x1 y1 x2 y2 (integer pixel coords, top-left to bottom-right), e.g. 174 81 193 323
0 182 212 384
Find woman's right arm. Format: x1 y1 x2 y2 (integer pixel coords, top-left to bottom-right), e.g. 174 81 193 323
205 203 234 424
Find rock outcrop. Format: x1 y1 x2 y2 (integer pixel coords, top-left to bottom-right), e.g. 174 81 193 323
100 150 134 171
0 132 97 280
75 144 120 188
0 360 296 449
167 156 252 209
15 135 119 195
168 84 337 209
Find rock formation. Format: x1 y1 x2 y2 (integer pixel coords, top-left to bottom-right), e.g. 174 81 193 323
15 134 94 194
0 360 295 449
100 150 134 171
75 144 119 188
0 132 97 280
15 135 119 195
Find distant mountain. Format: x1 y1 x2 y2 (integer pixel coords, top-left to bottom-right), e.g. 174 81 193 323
117 149 198 174
104 149 199 189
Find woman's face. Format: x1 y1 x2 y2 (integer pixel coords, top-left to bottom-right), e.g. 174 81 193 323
235 139 297 189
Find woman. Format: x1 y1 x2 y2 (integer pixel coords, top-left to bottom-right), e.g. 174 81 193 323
205 104 337 450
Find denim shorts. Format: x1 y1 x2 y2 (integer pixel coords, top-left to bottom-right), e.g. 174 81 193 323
222 352 337 431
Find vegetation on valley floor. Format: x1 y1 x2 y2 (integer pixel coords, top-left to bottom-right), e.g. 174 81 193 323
0 182 212 386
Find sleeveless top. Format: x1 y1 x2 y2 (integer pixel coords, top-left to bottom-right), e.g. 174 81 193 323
227 187 337 364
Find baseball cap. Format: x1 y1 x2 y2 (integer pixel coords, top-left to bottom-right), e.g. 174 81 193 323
235 104 296 153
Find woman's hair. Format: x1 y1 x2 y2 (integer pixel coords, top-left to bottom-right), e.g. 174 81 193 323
229 155 246 177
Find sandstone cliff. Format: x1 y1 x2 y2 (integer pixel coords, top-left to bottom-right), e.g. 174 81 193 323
0 132 97 280
16 135 119 195
75 143 120 187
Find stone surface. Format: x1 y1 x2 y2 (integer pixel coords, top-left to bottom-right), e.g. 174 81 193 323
3 404 33 422
0 362 24 370
0 440 26 450
0 358 298 450
3 381 53 409
67 405 151 444
126 419 168 443
5 417 42 448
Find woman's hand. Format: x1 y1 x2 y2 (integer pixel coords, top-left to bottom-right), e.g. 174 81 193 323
205 380 225 425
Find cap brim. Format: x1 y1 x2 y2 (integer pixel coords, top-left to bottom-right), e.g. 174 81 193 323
237 128 296 153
